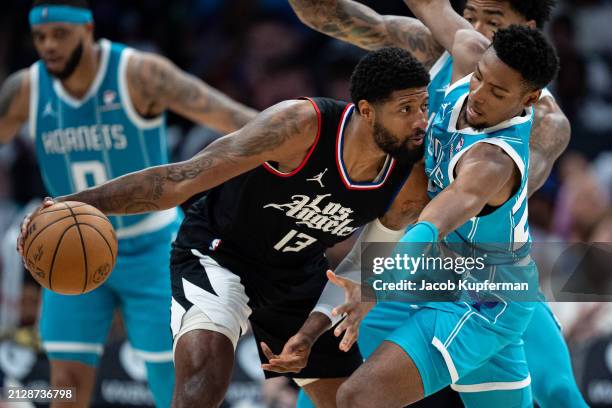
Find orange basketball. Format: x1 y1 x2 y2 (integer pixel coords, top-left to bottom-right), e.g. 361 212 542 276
23 201 118 295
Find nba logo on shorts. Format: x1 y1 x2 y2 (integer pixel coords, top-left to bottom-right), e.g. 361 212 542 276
209 238 222 251
42 8 49 19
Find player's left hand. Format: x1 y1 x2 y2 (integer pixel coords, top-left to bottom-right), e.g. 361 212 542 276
260 334 313 374
17 197 56 256
328 270 375 352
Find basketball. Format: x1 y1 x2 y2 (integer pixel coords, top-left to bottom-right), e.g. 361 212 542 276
23 201 118 295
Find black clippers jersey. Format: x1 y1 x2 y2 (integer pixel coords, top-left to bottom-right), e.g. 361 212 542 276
174 97 413 277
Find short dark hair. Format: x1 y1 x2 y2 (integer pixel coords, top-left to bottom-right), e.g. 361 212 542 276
507 0 556 28
32 0 90 9
492 25 559 90
349 47 429 112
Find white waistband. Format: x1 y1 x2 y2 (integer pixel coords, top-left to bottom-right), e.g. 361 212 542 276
115 208 178 239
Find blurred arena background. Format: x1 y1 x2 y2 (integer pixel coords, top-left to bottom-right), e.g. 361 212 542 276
0 0 611 407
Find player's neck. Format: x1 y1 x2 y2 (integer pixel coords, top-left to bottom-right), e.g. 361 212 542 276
342 114 388 182
60 43 100 99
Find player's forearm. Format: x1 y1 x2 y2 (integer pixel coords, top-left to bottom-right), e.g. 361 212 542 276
55 164 195 215
289 0 388 50
417 187 487 238
55 147 225 215
298 312 335 342
528 111 571 197
403 0 472 53
290 0 443 67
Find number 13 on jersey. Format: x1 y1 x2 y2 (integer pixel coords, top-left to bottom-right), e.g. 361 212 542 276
274 229 317 253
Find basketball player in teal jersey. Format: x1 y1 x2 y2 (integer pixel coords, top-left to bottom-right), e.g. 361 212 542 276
317 17 559 406
0 0 256 406
290 1 585 407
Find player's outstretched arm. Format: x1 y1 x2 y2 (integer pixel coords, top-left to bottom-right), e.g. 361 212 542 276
289 0 443 68
528 96 571 196
127 52 257 134
403 0 489 81
415 143 517 239
53 100 318 214
0 69 30 144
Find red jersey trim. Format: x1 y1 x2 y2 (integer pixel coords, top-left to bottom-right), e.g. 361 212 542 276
262 97 322 178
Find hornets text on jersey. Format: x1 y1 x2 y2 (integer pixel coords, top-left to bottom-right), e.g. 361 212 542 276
29 39 178 240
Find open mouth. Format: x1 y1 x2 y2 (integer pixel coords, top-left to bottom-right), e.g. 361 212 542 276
467 104 483 120
409 135 425 145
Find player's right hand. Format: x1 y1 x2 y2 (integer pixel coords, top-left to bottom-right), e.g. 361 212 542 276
17 197 56 257
327 270 375 352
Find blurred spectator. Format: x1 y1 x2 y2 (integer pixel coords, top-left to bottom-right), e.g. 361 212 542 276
553 152 609 241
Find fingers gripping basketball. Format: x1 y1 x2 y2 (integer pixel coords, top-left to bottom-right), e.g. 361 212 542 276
23 201 118 295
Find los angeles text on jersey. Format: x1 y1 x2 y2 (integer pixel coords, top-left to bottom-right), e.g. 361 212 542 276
264 193 358 237
41 124 128 155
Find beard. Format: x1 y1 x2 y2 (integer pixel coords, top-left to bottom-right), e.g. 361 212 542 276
373 121 425 165
47 42 83 80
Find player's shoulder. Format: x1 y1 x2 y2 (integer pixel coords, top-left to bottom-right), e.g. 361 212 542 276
251 99 322 154
303 96 349 117
263 98 321 132
487 121 530 147
1 68 31 114
535 89 563 118
4 68 31 91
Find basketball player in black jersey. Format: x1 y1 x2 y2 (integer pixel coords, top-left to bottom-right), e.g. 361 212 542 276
19 47 431 407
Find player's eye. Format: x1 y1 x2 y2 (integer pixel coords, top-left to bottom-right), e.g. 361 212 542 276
54 29 67 39
489 20 500 28
492 91 504 100
400 106 411 113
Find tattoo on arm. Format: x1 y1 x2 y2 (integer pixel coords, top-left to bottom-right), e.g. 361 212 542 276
59 101 313 214
129 54 256 133
0 71 26 117
61 154 217 214
528 106 571 196
385 17 444 69
289 0 443 68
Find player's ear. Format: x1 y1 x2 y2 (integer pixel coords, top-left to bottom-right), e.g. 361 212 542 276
525 20 537 29
523 89 541 107
84 22 95 39
358 100 375 124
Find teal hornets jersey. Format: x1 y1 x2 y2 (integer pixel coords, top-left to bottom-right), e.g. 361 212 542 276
29 39 178 240
425 74 533 260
